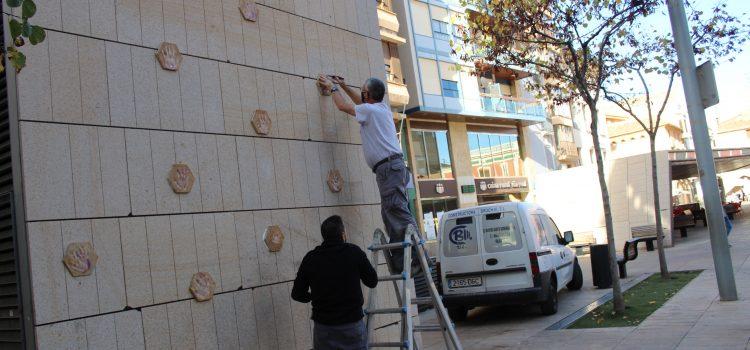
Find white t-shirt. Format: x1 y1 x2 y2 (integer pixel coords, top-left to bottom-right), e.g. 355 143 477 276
354 101 402 168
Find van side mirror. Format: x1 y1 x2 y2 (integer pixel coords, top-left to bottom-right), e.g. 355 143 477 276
563 231 574 244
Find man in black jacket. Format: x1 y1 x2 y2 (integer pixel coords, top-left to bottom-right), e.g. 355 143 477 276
291 215 378 350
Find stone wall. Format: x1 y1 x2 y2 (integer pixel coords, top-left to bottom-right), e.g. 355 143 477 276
12 0 401 348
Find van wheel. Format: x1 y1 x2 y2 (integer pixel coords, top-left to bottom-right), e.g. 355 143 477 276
447 307 468 322
566 259 583 291
540 278 558 315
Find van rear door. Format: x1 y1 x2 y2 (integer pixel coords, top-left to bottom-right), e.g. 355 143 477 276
481 210 533 292
441 215 485 295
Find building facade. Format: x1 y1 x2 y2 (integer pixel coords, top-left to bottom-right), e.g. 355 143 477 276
1 1 403 348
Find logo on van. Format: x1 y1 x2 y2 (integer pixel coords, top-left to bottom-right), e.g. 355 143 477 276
449 225 472 246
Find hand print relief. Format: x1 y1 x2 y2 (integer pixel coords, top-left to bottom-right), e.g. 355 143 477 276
63 242 98 277
168 163 195 194
327 169 343 193
190 272 216 302
156 42 183 71
264 225 284 252
239 0 259 22
252 110 272 135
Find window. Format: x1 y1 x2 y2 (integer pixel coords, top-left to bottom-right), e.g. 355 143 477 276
441 79 460 98
431 19 451 40
443 216 478 257
530 214 548 246
542 215 563 246
422 198 458 241
468 132 521 178
411 130 453 179
483 212 522 253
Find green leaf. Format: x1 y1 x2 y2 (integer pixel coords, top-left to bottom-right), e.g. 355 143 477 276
8 49 26 73
9 19 22 39
22 21 31 37
5 0 22 8
28 25 45 45
22 0 36 18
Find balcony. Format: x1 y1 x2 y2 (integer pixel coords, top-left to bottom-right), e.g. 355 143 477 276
377 0 406 44
480 94 546 118
556 141 579 162
386 72 409 108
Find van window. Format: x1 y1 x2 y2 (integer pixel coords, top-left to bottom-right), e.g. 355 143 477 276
443 217 478 257
482 212 522 253
530 214 548 246
542 216 563 245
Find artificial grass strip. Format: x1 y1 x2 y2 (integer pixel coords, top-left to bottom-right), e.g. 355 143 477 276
568 270 702 329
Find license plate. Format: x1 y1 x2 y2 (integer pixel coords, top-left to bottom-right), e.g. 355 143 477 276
448 276 482 288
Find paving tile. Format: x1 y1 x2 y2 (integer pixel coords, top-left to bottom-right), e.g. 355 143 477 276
173 133 204 213
234 289 260 349
125 129 157 215
163 0 188 49
234 212 261 288
272 139 294 208
27 221 68 324
143 304 172 349
179 56 206 132
131 46 161 129
191 300 219 350
90 0 117 40
17 39 51 122
193 213 223 291
119 217 153 307
92 219 127 313
106 42 137 127
216 136 243 210
78 37 111 126
156 62 184 130
69 126 105 218
150 131 180 214
254 138 279 209
253 286 279 349
116 0 143 45
204 0 228 61
236 137 262 210
289 140 311 207
196 134 223 211
115 309 146 349
213 293 240 349
219 63 244 135
167 300 196 349
140 0 165 47
49 32 82 123
252 210 279 284
36 319 86 350
200 60 225 133
86 314 118 350
214 213 242 291
184 0 208 56
21 122 75 221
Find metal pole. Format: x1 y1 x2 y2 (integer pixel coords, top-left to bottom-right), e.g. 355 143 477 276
666 0 737 301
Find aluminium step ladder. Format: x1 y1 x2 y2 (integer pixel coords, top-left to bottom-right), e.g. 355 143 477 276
365 225 462 350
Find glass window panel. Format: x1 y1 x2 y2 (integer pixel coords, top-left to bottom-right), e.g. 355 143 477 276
441 80 460 98
436 131 453 179
411 131 428 179
424 131 441 179
422 200 437 241
443 217 478 257
531 214 548 246
479 134 492 177
483 212 523 253
468 133 481 177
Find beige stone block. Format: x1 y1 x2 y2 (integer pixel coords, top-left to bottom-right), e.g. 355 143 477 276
179 58 206 133
302 19 321 76
357 36 372 83
258 5 279 70
271 283 296 349
28 222 68 324
69 126 105 218
184 0 209 56
36 319 86 350
200 60 226 133
333 144 352 203
163 0 188 48
289 77 309 140
140 0 165 47
317 143 336 206
115 309 146 349
293 0 308 19
166 301 196 349
291 293 312 350
212 293 240 349
120 217 154 307
173 133 204 212
193 214 223 290
345 32 360 84
61 221 99 318
32 0 62 30
214 213 242 290
253 286 279 349
235 138 261 210
157 65 184 130
234 289 260 348
272 73 294 138
86 314 118 350
78 37 111 126
203 0 228 60
21 122 75 220
240 5 262 67
273 10 294 74
303 79 323 141
272 139 295 208
280 0 294 11
252 211 279 284
130 46 161 129
92 219 126 313
335 108 352 145
151 132 181 214
354 0 367 36
106 42 137 127
288 140 311 205
304 207 321 248
98 128 131 216
316 23 334 75
170 215 199 299
234 212 260 287
306 0 322 22
218 64 243 134
116 0 143 45
125 129 157 215
238 67 260 136
143 304 172 349
319 99 337 144
254 138 279 209
196 134 223 211
221 0 245 64
49 32 82 123
255 69 278 136
347 145 365 204
90 0 117 40
215 137 242 211
145 216 178 303
191 300 219 349
17 39 51 122
287 209 308 271
272 210 295 280
319 0 334 24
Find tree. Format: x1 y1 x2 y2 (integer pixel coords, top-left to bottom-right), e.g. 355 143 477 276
459 0 660 313
603 2 748 280
2 0 46 73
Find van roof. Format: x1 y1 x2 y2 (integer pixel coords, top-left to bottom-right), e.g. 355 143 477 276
442 201 541 219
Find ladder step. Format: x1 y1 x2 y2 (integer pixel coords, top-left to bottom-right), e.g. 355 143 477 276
368 241 411 251
368 341 409 348
414 324 444 332
411 297 434 305
365 307 407 315
378 273 406 281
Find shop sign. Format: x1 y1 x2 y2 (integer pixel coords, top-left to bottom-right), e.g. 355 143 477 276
475 177 529 195
418 179 458 198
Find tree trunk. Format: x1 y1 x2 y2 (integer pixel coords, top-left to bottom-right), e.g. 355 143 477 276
589 106 625 313
650 136 670 280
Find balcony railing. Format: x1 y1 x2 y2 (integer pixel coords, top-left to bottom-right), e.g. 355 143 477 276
480 94 545 117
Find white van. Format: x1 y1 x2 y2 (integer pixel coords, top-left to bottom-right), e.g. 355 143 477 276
437 202 583 320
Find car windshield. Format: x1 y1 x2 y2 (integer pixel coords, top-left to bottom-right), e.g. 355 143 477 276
482 212 523 253
443 216 478 257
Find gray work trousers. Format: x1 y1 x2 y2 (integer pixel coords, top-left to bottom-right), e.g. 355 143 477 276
375 157 418 270
313 319 367 350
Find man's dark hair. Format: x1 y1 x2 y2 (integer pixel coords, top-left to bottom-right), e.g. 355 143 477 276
365 78 386 102
321 215 345 241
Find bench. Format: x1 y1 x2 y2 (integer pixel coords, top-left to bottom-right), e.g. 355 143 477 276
630 225 661 251
616 237 652 278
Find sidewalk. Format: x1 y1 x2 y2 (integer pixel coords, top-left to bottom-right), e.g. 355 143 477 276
521 212 750 350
